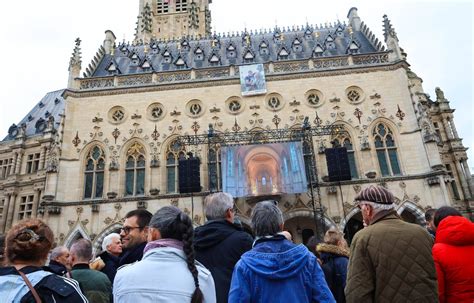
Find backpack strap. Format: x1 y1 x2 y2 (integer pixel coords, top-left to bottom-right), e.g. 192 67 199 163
18 270 42 303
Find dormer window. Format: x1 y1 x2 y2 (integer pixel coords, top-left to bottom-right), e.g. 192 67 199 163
304 28 313 39
35 118 46 134
162 50 172 63
107 62 119 74
181 40 190 51
325 35 335 49
130 53 140 65
54 98 61 105
38 101 45 108
175 57 186 69
141 59 152 70
336 26 344 37
194 47 204 61
313 45 324 57
243 50 254 62
292 38 302 53
44 111 50 118
259 41 269 55
209 54 220 65
120 45 128 56
348 41 359 54
278 48 289 60
227 44 236 58
27 115 34 122
273 30 281 43
151 43 160 54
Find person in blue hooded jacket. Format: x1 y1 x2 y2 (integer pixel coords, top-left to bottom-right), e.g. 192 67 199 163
228 201 335 303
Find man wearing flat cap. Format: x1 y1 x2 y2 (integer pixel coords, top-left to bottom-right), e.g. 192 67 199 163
345 185 438 303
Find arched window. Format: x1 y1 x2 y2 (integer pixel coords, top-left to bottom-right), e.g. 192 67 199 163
166 139 186 193
208 147 222 191
84 146 105 199
332 128 358 179
373 123 401 176
125 143 146 196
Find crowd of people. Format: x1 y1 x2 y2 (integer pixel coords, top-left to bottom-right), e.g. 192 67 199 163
0 186 473 302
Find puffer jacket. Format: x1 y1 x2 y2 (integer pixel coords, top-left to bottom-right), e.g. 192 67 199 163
433 216 474 303
345 210 438 303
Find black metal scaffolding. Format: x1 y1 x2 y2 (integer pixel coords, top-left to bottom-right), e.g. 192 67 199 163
177 118 340 239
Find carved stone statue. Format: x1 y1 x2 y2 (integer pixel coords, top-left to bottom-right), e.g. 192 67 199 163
435 87 445 101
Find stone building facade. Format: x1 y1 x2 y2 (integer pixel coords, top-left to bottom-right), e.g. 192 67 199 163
1 1 472 248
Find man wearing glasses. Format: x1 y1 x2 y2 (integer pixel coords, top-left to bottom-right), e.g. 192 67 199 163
118 209 152 267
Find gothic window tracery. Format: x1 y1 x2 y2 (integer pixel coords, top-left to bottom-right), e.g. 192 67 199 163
84 146 105 199
208 147 222 191
372 123 401 176
125 143 146 196
332 128 358 179
166 139 186 193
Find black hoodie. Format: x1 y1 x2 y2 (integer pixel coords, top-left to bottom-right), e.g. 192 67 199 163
194 219 253 303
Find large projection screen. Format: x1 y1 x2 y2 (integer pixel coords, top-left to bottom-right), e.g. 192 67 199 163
221 142 308 197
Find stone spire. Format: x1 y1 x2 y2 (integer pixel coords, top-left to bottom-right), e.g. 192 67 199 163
68 38 82 89
383 14 404 61
188 1 200 33
141 2 153 40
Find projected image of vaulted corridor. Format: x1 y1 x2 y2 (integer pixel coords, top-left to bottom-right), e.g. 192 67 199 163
221 142 308 198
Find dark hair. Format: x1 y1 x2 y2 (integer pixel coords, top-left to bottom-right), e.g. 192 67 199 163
6 219 54 264
70 239 92 262
425 208 437 222
306 236 322 258
125 209 152 228
149 206 203 303
434 206 462 227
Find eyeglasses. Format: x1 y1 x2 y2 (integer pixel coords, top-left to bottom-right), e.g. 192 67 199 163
120 226 143 234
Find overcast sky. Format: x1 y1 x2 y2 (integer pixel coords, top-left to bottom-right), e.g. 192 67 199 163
0 0 472 168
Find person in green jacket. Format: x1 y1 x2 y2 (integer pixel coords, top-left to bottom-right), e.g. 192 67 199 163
345 185 438 303
70 238 112 303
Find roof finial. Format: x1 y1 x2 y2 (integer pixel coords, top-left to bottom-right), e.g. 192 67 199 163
383 14 398 41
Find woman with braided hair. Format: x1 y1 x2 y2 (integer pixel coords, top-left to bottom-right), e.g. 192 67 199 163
113 206 216 303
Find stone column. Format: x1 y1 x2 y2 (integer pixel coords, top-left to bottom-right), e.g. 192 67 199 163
5 192 17 230
460 160 474 197
14 151 23 174
0 194 11 233
455 161 471 200
448 118 459 138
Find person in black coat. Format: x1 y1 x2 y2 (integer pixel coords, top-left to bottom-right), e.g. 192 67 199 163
316 228 349 303
47 246 70 276
194 192 253 303
90 232 122 283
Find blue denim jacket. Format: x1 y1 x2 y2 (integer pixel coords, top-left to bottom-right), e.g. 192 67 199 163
229 237 336 303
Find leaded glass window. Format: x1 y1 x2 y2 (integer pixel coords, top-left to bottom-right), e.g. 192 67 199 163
332 127 359 179
84 146 105 199
125 143 146 196
373 123 401 176
208 147 222 191
166 139 186 193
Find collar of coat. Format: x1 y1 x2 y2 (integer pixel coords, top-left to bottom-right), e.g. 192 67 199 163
316 243 350 257
369 209 400 225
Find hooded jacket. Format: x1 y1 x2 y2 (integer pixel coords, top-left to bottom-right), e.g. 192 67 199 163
113 246 216 303
194 219 253 303
228 236 335 303
118 242 146 267
345 210 438 303
0 266 88 303
433 216 474 303
317 243 349 303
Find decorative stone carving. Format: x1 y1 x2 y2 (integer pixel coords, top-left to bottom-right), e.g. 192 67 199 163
365 171 377 179
81 219 89 226
91 204 100 213
107 192 118 199
353 185 361 193
137 201 148 209
47 206 61 215
149 188 160 196
327 186 337 194
170 198 179 207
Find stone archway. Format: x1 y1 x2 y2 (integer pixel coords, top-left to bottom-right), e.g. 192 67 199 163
341 207 364 246
63 225 89 248
397 202 425 225
283 209 332 244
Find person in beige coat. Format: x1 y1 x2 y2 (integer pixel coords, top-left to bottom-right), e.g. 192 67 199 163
345 185 438 303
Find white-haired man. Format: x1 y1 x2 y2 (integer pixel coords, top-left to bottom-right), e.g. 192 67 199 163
48 246 70 276
97 233 122 283
345 185 437 302
194 192 253 303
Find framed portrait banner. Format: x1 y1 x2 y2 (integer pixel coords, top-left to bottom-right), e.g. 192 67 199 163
239 64 267 96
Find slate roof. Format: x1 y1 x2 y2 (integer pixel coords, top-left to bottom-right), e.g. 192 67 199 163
90 23 382 77
3 90 65 141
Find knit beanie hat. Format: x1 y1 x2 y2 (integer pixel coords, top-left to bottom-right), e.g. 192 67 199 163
354 185 394 205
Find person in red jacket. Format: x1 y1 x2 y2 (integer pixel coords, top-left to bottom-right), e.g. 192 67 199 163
432 206 474 303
